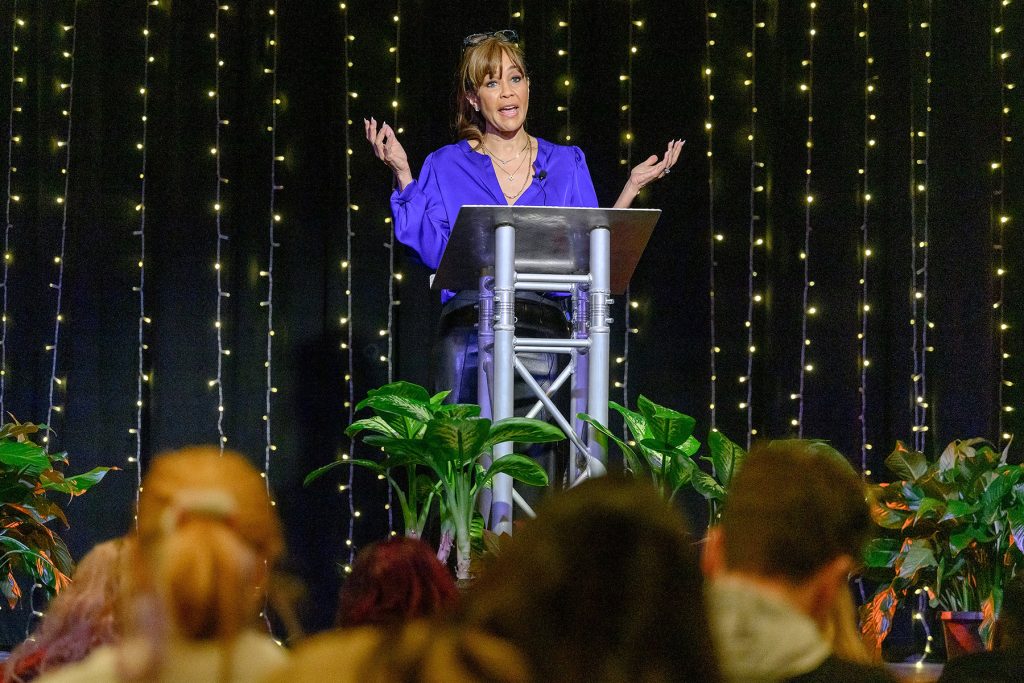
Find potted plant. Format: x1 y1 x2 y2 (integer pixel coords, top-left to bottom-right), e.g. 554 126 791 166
307 381 562 579
860 438 1024 657
578 396 747 527
0 420 113 606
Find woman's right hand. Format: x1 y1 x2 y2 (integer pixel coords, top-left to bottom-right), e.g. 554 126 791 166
365 117 413 189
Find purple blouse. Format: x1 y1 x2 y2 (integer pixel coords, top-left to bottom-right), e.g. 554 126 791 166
391 137 600 271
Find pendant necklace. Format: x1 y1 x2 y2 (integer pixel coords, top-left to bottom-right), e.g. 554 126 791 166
501 142 534 200
480 137 531 168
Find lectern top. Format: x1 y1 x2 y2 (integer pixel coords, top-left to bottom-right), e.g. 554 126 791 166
432 205 661 294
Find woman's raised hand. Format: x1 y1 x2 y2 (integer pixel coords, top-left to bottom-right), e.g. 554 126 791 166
365 117 413 188
613 139 684 208
628 139 684 191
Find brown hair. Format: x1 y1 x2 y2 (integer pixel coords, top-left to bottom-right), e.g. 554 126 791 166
720 439 871 582
454 37 528 144
462 476 720 683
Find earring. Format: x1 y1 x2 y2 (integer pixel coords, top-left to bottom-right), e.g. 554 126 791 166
473 104 479 112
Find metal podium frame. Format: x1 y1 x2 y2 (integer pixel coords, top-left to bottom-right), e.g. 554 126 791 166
433 205 660 535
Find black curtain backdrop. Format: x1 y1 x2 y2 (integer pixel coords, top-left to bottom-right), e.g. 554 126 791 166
0 0 1019 634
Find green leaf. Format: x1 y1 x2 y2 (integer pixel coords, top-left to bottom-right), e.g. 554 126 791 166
941 499 980 522
981 466 1023 519
436 403 482 419
345 416 401 438
425 418 491 468
609 401 650 442
885 442 929 482
578 413 644 473
636 395 696 448
479 454 549 490
0 441 50 476
679 435 701 457
863 537 900 569
895 539 938 580
484 418 564 450
691 468 726 501
665 454 696 494
708 430 746 489
429 390 453 408
913 497 945 524
363 381 432 405
1008 504 1024 553
43 467 115 496
949 525 991 556
363 435 434 462
358 394 433 424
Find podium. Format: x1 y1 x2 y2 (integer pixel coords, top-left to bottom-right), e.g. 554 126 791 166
433 205 660 534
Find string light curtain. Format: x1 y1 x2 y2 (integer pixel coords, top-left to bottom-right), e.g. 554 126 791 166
857 1 877 472
793 0 817 438
558 2 572 143
993 0 1014 442
210 1 231 453
1 5 25 417
617 1 638 416
130 0 158 513
703 0 718 432
340 1 357 574
262 0 280 491
44 0 80 449
742 0 765 448
909 0 933 452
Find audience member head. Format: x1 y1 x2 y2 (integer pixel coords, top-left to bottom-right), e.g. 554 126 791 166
703 439 871 624
461 475 720 683
4 538 129 682
266 621 530 683
132 445 283 643
994 574 1024 650
336 537 458 628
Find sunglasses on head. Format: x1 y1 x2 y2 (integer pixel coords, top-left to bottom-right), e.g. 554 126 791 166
462 29 519 50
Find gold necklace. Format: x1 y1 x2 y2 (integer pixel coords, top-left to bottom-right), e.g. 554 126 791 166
480 137 531 167
501 143 534 200
492 147 531 182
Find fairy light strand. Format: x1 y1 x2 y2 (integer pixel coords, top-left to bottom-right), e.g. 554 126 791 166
558 2 572 142
1 4 24 417
619 1 637 428
341 1 357 573
44 1 80 449
508 0 525 47
211 2 229 453
858 0 876 473
994 0 1012 441
703 0 718 431
909 1 933 451
262 1 280 491
743 0 764 448
795 0 816 437
130 0 157 512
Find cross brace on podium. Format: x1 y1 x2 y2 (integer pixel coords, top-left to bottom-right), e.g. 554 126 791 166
432 205 660 535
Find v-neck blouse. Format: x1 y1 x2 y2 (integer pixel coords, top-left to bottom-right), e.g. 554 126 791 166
390 137 600 271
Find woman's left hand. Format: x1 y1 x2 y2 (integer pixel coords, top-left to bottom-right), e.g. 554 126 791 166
627 139 685 192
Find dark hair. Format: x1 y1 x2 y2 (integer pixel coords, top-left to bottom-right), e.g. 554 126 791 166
337 537 459 628
453 36 528 144
461 476 720 683
721 439 871 581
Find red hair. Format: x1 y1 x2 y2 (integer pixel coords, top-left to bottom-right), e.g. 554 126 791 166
336 537 458 628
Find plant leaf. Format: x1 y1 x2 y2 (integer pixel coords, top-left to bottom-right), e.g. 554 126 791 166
0 441 50 476
43 467 116 496
484 418 564 450
885 441 929 482
863 537 900 569
425 418 491 469
358 394 434 424
708 430 746 489
895 539 938 580
345 416 401 438
436 403 482 419
860 586 898 655
691 468 726 501
429 390 453 408
609 401 650 441
636 395 696 448
479 454 549 490
578 413 645 474
913 497 945 524
1008 504 1024 553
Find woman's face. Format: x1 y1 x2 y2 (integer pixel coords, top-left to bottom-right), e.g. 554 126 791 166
470 50 529 137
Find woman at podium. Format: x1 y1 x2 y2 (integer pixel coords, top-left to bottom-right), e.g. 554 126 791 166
363 29 681 428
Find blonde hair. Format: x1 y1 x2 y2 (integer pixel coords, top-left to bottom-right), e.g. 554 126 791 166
454 37 528 144
136 446 283 640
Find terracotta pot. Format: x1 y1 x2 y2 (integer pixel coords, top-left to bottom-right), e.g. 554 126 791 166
940 610 985 659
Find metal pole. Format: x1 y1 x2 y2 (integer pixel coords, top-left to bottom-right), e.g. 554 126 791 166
476 275 494 525
569 285 588 483
587 226 610 464
513 356 593 461
490 223 516 535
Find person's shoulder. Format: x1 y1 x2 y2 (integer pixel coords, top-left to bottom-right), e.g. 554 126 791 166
429 140 473 162
32 646 118 683
786 655 897 683
938 649 1024 681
